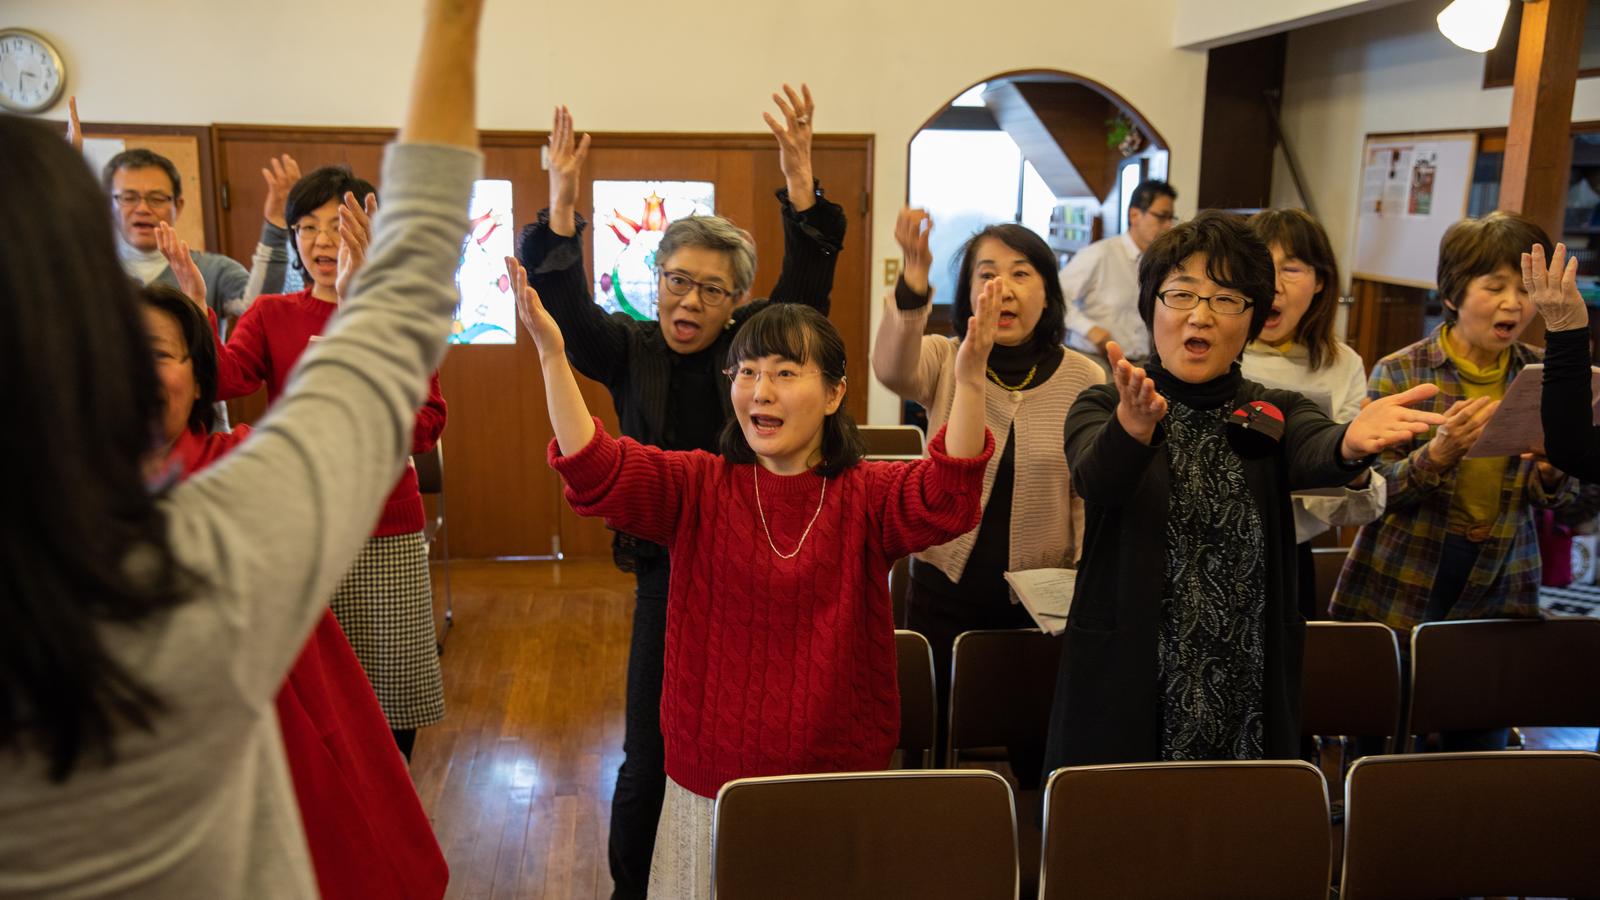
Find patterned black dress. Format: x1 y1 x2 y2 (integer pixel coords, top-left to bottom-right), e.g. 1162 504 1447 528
1157 398 1267 760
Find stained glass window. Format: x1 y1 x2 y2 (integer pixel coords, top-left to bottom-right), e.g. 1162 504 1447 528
450 179 516 344
592 180 716 320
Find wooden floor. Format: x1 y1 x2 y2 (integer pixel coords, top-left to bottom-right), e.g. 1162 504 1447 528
412 559 1599 899
415 559 633 900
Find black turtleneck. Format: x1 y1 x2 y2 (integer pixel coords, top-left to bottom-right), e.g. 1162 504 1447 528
1147 359 1243 410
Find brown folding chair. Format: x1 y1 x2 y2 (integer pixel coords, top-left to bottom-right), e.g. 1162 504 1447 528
1039 760 1332 900
1300 621 1403 757
412 440 453 652
1309 545 1350 615
1405 617 1600 746
712 770 1019 900
889 556 911 630
1340 750 1600 899
949 628 1063 898
947 629 1063 773
894 630 936 769
858 424 926 460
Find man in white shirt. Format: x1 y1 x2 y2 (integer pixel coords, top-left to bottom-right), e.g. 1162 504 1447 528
1058 180 1177 370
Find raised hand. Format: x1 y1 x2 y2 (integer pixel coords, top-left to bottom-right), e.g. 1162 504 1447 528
894 208 934 297
509 256 563 358
763 83 815 212
154 221 208 313
1523 242 1588 333
1342 383 1447 459
547 105 590 238
334 191 377 302
260 154 303 228
1108 341 1168 444
65 95 82 153
954 277 1001 386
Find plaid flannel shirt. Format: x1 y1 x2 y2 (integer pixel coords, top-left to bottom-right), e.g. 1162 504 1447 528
1330 327 1574 629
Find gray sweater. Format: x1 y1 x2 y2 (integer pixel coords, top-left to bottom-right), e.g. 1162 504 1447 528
0 142 480 899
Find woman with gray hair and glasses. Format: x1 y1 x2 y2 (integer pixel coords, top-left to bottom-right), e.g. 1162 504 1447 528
516 86 846 900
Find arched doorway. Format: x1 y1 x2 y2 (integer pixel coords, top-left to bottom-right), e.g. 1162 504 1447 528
906 70 1170 307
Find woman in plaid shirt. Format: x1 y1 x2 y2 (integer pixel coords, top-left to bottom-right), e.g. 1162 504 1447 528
1331 212 1574 751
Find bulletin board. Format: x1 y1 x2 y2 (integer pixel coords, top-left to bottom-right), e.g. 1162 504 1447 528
1351 131 1478 289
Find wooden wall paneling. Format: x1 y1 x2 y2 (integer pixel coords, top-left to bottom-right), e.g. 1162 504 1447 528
1197 33 1287 211
1348 277 1429 370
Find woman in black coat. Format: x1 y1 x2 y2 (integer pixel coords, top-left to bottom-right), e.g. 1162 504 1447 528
1041 212 1443 770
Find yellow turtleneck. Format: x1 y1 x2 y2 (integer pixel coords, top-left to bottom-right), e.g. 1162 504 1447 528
1439 325 1510 535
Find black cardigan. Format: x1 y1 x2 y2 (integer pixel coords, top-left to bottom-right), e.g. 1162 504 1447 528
518 186 846 563
1541 327 1600 482
1041 379 1366 771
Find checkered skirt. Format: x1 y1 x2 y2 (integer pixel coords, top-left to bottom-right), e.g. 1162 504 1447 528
329 532 445 730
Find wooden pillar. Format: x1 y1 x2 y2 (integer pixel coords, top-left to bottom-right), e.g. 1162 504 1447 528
1498 0 1585 239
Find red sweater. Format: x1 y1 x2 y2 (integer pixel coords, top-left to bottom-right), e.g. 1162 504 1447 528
167 426 449 899
550 420 992 798
212 288 446 536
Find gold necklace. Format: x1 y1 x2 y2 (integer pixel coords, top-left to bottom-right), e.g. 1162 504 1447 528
986 363 1037 392
753 466 828 560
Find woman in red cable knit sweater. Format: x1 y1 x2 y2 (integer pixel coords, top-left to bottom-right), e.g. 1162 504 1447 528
510 256 996 898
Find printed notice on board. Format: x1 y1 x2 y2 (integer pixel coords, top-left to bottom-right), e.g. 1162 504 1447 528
1362 145 1413 217
1408 150 1437 217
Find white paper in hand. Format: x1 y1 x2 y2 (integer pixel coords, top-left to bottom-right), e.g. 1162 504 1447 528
1466 364 1600 458
1004 568 1076 636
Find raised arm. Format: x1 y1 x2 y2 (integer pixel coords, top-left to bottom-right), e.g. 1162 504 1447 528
1527 242 1600 481
763 84 846 312
512 255 595 455
871 208 947 406
239 155 304 303
1064 342 1166 507
163 0 485 702
516 105 629 386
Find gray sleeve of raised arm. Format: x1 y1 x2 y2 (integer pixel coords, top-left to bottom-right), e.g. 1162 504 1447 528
161 142 481 705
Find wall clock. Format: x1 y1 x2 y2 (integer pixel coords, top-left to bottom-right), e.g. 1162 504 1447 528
0 28 66 114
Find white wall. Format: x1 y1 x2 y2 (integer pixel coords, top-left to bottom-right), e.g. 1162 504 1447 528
1172 0 1411 50
1273 0 1600 294
9 0 1208 423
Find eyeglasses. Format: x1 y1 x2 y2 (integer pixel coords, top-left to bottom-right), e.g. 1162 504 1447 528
722 364 822 388
661 270 736 307
1157 289 1254 316
113 190 175 210
1146 211 1177 224
293 222 340 241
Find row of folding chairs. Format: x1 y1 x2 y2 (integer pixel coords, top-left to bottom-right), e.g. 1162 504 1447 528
897 616 1600 774
711 751 1600 899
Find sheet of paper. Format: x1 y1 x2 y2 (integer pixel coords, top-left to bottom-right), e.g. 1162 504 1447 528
1466 364 1600 459
1003 568 1076 636
81 137 127 183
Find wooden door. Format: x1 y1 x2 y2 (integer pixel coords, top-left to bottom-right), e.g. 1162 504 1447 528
212 127 872 559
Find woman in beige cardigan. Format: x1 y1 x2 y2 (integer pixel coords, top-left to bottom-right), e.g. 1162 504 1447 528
872 208 1103 776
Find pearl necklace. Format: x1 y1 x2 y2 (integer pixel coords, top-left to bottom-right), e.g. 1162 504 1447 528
753 466 828 560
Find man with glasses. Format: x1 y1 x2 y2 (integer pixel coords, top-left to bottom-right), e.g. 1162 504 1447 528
1058 179 1178 374
104 149 254 320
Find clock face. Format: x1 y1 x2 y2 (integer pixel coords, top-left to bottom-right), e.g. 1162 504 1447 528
0 30 66 114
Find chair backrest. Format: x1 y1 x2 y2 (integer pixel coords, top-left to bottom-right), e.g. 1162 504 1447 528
413 440 444 496
1340 750 1600 899
1299 621 1402 751
889 556 910 629
1309 546 1349 615
1039 760 1331 900
712 770 1019 900
858 425 926 460
1406 617 1600 738
948 629 1063 767
894 630 936 769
